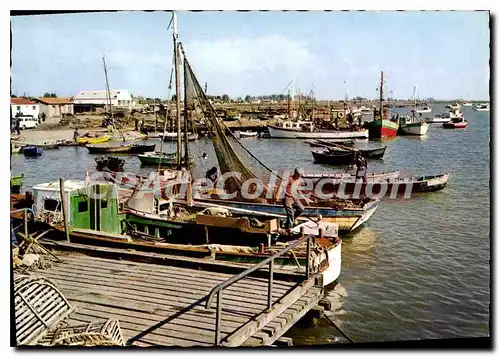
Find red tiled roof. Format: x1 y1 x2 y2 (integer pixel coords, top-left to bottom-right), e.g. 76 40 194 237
36 97 73 105
11 98 36 105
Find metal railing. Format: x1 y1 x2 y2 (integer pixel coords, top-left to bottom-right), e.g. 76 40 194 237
11 208 34 239
205 228 314 346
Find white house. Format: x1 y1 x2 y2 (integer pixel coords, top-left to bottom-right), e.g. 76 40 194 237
11 98 40 118
73 89 136 112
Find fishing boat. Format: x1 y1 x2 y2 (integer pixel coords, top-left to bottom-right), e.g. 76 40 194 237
363 71 399 138
11 174 24 193
159 132 199 141
302 169 400 181
23 146 43 157
137 151 178 166
87 143 131 154
325 146 387 159
426 108 463 123
267 121 368 139
124 12 380 236
311 149 354 165
473 104 490 112
415 106 432 114
462 102 473 107
12 179 342 287
237 130 258 138
77 134 110 145
398 116 430 136
95 156 125 171
443 118 468 129
307 173 449 198
129 143 156 154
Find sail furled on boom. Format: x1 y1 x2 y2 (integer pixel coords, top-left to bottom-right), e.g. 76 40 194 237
180 45 281 200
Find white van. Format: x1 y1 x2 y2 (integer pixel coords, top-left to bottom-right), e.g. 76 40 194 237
16 115 39 130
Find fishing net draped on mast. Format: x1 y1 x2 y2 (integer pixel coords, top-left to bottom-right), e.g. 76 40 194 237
181 46 281 201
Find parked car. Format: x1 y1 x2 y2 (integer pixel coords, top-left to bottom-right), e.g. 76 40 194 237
17 115 39 129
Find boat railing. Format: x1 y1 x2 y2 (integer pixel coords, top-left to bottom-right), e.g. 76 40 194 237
11 208 35 239
204 228 314 346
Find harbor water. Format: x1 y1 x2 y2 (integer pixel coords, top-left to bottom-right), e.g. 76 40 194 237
10 104 490 344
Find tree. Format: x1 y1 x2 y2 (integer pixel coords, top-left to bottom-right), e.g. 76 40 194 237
43 92 57 98
244 95 251 102
171 94 177 101
221 94 230 103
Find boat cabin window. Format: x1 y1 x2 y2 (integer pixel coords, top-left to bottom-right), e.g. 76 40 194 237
44 198 60 211
101 199 108 209
78 201 88 213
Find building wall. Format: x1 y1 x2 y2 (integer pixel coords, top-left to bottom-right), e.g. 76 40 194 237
38 103 74 118
11 104 39 118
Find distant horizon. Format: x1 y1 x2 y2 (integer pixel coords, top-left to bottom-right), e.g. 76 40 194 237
11 11 490 101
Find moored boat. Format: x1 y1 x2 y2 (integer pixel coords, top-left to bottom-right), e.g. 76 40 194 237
129 143 156 154
159 132 199 141
312 149 355 165
11 174 24 193
95 156 125 171
309 173 450 198
415 106 432 114
307 139 356 148
237 130 258 138
398 115 430 136
267 121 368 139
137 151 179 166
473 104 490 112
12 179 342 286
443 118 468 129
77 134 110 145
302 169 400 181
87 143 132 154
23 146 43 157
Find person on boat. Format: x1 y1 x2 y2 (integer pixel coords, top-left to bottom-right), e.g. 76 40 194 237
354 152 368 183
282 167 310 231
73 128 79 142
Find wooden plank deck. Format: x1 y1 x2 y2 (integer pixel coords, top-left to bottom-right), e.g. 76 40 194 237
33 251 322 347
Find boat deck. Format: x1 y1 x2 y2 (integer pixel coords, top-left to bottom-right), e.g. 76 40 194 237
33 248 322 347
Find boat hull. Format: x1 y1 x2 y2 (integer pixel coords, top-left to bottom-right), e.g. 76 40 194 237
443 122 468 129
138 152 177 166
302 170 400 180
427 117 451 124
87 144 131 154
23 146 43 157
365 120 399 138
312 150 354 165
194 198 378 233
311 173 449 198
77 135 110 145
399 122 430 136
267 124 368 139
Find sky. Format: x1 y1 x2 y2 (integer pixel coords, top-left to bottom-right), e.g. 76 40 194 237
10 11 490 100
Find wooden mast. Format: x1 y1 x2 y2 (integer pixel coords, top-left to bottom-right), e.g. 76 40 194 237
379 70 384 120
102 55 114 126
182 47 189 166
173 11 182 166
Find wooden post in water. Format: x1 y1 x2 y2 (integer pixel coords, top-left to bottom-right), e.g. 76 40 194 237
59 178 70 242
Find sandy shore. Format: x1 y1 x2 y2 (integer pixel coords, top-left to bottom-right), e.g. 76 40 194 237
12 128 113 145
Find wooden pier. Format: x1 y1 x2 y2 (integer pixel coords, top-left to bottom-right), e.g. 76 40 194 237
23 237 324 347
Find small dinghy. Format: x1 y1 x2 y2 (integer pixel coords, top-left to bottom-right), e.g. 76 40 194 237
311 149 355 165
23 146 43 157
129 143 156 154
237 131 258 138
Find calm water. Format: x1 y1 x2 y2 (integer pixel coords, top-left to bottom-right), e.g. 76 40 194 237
11 104 490 344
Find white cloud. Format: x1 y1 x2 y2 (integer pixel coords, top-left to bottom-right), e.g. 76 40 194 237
183 34 324 77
